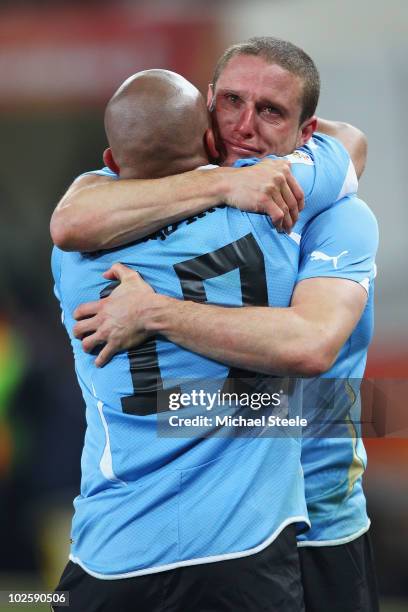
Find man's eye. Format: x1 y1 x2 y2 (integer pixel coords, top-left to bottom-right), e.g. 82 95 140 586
226 94 240 104
262 106 279 115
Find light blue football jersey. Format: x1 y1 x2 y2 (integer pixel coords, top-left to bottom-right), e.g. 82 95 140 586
236 136 378 545
295 197 379 545
52 134 356 577
234 133 357 234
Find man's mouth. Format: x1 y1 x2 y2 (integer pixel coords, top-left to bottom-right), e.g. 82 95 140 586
224 140 262 157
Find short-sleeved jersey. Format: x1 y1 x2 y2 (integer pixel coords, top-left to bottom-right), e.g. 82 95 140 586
52 134 356 578
234 133 357 234
236 136 378 545
295 197 379 545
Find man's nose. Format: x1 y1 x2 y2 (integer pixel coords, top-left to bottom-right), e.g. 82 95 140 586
235 105 256 137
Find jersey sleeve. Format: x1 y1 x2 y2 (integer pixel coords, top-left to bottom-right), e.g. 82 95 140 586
297 195 378 293
296 133 358 200
234 134 358 228
75 166 119 181
51 246 63 302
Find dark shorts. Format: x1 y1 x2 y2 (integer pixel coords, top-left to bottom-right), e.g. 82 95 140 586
298 531 379 612
52 524 304 612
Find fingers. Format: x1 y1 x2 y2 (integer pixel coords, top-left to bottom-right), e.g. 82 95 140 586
281 209 294 233
263 192 288 232
264 197 292 233
269 162 303 228
103 269 117 280
264 162 303 232
76 325 119 367
74 301 101 321
95 344 116 368
81 332 103 354
73 318 97 340
103 263 140 281
281 182 299 225
273 183 297 232
287 173 305 211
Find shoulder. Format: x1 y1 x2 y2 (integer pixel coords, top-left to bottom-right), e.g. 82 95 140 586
298 196 378 284
74 166 119 182
304 133 349 159
304 196 378 241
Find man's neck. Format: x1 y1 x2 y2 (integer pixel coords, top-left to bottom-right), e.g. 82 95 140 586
120 153 210 180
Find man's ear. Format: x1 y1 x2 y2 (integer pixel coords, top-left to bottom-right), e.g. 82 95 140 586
103 147 120 174
207 83 215 110
204 128 220 163
298 116 318 146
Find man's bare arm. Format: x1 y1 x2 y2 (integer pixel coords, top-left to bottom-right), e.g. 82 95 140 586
51 118 366 253
73 265 367 375
50 160 303 252
316 118 367 179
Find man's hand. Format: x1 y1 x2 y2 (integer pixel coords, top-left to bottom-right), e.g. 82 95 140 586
223 158 304 231
73 263 158 367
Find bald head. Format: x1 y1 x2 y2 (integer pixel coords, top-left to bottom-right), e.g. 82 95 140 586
105 70 210 179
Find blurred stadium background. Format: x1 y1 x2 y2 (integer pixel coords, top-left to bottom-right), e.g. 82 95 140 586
0 0 407 610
